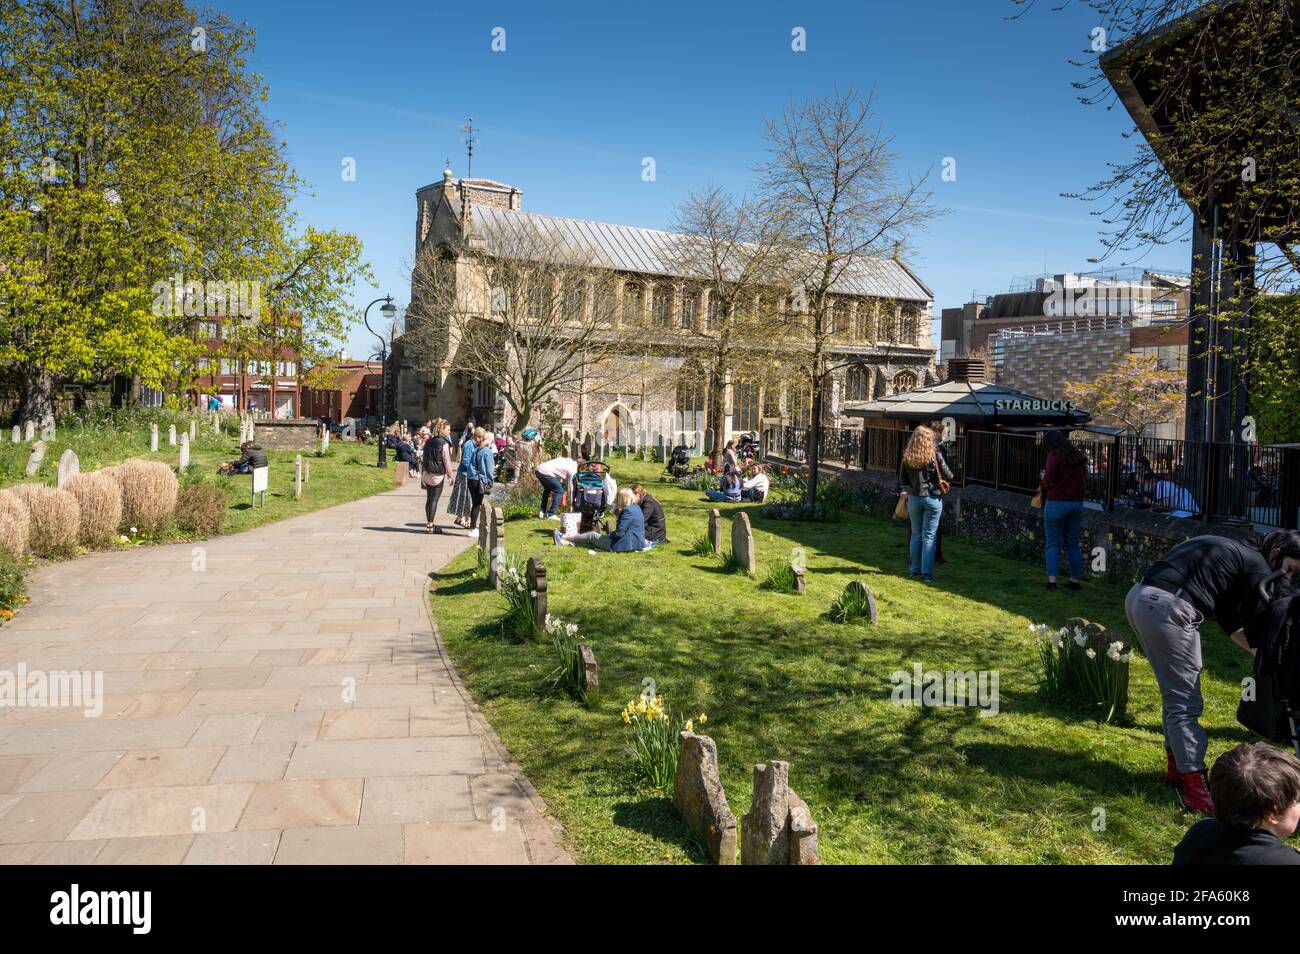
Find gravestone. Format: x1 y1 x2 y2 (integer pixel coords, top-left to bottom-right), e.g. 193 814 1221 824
843 579 879 624
189 420 196 441
24 441 45 477
569 438 580 461
708 509 722 554
478 510 490 557
24 421 34 442
304 459 311 483
178 433 190 471
321 429 330 454
488 507 506 589
168 424 176 447
41 422 54 441
150 423 158 453
741 761 820 865
294 454 303 499
731 512 755 574
578 643 598 692
792 565 807 595
213 412 220 435
10 426 18 443
672 732 737 865
56 448 79 489
526 556 547 627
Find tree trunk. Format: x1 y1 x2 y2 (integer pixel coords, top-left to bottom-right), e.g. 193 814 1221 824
19 366 57 431
807 369 822 505
708 366 726 467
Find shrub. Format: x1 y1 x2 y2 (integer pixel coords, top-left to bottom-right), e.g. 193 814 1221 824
676 469 715 492
758 499 839 522
828 583 874 624
496 555 539 641
104 458 178 534
1033 618 1133 723
760 560 798 593
8 484 80 558
0 545 25 613
174 483 228 536
0 489 30 557
687 533 715 557
545 615 590 704
64 471 123 547
619 693 705 794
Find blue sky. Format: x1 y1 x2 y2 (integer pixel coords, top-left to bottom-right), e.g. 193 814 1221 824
215 0 1188 358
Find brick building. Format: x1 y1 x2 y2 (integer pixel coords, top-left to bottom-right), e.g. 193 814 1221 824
301 359 383 423
392 167 937 443
190 316 304 418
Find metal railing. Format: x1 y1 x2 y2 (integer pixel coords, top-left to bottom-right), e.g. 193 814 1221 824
764 422 1300 531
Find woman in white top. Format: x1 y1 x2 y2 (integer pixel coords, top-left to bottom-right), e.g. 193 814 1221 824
535 456 578 518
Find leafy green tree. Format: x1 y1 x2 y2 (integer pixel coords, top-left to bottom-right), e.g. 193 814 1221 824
1249 295 1300 445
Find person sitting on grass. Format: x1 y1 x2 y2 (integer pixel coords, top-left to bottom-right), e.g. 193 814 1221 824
705 468 743 503
1173 743 1300 865
631 484 666 546
741 463 770 502
554 487 644 552
218 441 267 475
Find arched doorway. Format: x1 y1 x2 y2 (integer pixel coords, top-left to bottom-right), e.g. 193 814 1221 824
600 403 633 444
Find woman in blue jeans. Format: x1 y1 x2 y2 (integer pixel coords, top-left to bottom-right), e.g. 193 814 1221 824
1037 429 1086 590
897 425 952 583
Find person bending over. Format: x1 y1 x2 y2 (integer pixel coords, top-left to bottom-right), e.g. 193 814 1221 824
555 487 644 552
535 455 578 518
219 441 267 475
1127 530 1300 813
631 484 666 546
1174 743 1300 864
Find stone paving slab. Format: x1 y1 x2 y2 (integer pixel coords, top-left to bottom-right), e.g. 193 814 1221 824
0 480 571 865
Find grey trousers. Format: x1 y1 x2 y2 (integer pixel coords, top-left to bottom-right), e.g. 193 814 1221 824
1125 582 1207 772
568 531 612 551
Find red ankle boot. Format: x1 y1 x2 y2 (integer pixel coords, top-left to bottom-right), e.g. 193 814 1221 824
1177 770 1215 815
1164 748 1180 787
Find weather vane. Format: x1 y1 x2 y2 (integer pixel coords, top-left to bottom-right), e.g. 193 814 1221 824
460 118 479 179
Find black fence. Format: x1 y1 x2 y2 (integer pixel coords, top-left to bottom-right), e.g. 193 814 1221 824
764 423 1300 531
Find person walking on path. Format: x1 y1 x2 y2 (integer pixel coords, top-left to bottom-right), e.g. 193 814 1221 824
421 420 454 534
1037 429 1087 591
897 425 951 584
1126 531 1300 815
448 423 476 529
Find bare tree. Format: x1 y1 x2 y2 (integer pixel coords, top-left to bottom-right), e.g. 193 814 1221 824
404 217 626 432
656 186 799 466
759 87 941 502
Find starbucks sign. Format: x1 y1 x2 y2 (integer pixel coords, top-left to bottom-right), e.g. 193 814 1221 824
994 398 1078 413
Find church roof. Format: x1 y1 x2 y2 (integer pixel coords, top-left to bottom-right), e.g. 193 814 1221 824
464 204 932 303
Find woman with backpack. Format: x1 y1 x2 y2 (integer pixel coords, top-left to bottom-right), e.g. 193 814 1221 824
897 425 952 584
421 420 454 534
1036 429 1088 590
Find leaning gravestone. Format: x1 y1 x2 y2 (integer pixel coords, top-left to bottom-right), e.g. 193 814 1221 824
577 643 598 692
168 423 176 447
731 512 755 575
178 433 190 471
673 732 737 865
150 422 158 453
526 556 547 627
24 440 45 477
708 508 722 554
56 449 79 489
792 565 807 595
843 579 879 624
741 760 820 865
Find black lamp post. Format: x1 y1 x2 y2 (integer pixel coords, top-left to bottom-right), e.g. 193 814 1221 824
362 295 397 468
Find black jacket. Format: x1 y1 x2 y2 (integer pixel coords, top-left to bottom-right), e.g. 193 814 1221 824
639 493 667 543
1173 819 1300 865
240 445 268 470
898 453 952 498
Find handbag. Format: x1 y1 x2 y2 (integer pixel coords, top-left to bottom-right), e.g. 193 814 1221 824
1030 489 1043 509
893 493 908 520
932 451 950 496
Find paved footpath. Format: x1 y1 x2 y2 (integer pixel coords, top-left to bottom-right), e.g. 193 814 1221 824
0 479 570 864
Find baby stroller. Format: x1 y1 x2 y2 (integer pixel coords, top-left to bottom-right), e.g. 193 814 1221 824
664 445 691 479
1238 571 1300 756
572 460 610 534
737 431 761 464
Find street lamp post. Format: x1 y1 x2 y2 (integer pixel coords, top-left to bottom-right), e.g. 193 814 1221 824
362 295 397 468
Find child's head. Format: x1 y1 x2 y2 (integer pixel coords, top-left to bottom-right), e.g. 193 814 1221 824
1210 743 1300 837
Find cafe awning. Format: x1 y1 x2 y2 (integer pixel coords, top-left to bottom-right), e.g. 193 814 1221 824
842 378 1092 427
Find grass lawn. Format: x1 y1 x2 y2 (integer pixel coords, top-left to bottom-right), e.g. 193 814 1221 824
431 457 1263 864
0 414 394 539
